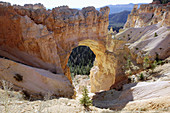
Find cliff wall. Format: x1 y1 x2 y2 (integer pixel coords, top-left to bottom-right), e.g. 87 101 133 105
0 2 123 93
124 4 170 28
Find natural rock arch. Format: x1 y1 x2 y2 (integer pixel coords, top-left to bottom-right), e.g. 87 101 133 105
66 39 116 92
0 2 128 93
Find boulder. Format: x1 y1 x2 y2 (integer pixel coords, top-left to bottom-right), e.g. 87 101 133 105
0 58 74 99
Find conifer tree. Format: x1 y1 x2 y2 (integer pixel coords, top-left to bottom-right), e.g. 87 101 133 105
80 86 92 110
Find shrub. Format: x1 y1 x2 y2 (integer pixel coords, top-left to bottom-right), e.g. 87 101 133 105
154 32 158 37
80 86 92 110
125 69 132 75
143 56 150 69
125 56 132 70
151 60 157 72
139 73 144 81
157 60 164 65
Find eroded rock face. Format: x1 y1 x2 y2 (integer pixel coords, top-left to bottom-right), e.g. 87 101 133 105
121 2 170 66
0 2 119 93
1 1 168 95
112 3 170 91
117 24 170 63
0 58 74 99
124 4 170 28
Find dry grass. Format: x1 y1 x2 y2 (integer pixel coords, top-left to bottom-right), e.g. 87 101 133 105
0 79 113 113
0 80 23 113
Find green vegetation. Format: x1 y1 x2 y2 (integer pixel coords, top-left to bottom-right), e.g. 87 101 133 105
80 86 92 110
143 54 164 72
143 56 150 69
68 46 95 78
125 56 132 70
151 60 158 72
154 32 158 37
139 73 144 81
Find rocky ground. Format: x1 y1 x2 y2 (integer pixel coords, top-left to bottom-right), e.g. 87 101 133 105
0 58 170 113
92 57 170 112
0 76 113 113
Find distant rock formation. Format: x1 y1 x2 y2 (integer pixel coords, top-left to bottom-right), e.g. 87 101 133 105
152 0 170 4
124 4 170 28
23 3 45 10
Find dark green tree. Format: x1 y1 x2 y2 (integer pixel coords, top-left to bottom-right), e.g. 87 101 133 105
80 86 92 110
154 32 158 37
68 46 95 78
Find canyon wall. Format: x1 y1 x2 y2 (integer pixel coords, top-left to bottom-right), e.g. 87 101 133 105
122 3 170 61
0 2 123 93
124 4 170 28
1 2 169 96
111 3 170 90
0 3 109 74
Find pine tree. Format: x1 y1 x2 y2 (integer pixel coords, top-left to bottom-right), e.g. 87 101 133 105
80 86 92 110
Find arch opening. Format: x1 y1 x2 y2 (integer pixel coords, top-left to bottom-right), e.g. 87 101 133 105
63 39 116 93
67 46 96 79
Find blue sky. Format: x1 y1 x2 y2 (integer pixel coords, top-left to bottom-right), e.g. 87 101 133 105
2 0 153 8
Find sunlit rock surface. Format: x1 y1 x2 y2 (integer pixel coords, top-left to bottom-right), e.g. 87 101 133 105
117 22 170 64
0 2 120 93
117 3 170 64
124 4 170 28
93 81 170 110
0 1 169 95
0 58 74 98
